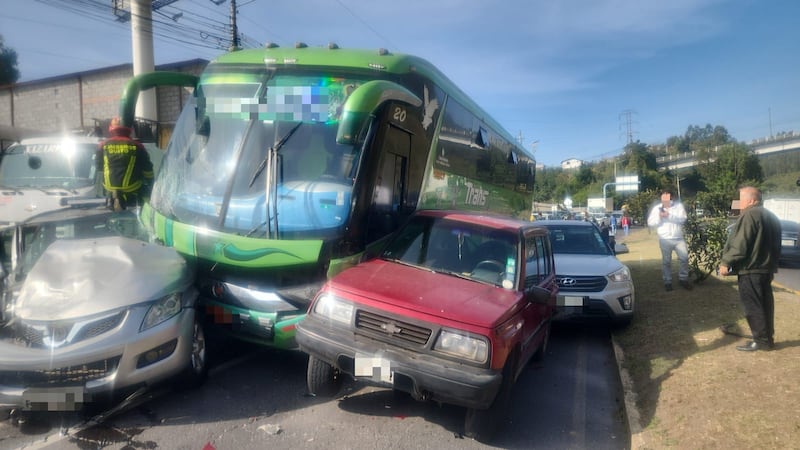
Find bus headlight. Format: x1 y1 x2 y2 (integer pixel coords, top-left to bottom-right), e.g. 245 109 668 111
313 294 354 326
141 293 182 331
434 330 489 363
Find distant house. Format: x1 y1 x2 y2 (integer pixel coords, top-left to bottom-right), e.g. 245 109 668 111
561 158 583 170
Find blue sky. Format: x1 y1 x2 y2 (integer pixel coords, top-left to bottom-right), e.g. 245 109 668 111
2 0 799 166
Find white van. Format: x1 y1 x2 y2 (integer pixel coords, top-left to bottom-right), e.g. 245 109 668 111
0 136 101 227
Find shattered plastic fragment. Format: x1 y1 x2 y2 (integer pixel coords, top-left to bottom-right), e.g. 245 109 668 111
258 423 282 435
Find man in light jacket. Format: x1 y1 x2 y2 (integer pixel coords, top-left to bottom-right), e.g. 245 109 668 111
647 189 691 291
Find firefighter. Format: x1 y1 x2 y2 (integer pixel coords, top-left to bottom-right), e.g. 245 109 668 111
97 117 154 211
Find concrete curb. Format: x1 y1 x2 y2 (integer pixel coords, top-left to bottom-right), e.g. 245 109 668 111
773 281 800 296
611 334 646 450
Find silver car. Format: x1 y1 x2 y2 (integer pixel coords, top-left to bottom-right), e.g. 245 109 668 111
539 220 635 326
0 202 206 415
779 220 800 266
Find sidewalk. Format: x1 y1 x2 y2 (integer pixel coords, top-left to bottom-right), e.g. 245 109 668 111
611 226 800 449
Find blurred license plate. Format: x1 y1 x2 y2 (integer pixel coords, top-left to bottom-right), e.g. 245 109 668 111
782 239 795 246
22 386 86 411
355 354 392 383
559 296 585 307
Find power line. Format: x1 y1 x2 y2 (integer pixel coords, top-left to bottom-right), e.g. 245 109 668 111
333 0 398 50
34 0 256 53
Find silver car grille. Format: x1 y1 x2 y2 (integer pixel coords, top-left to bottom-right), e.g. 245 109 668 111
0 356 122 387
14 310 127 349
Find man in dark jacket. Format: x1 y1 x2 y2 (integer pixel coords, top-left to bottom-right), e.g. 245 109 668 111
97 117 154 211
719 186 782 352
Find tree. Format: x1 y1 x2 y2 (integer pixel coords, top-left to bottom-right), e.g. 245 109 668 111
622 189 657 225
0 34 20 85
696 142 763 216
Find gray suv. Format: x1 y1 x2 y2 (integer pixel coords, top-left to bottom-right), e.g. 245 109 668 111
538 220 634 326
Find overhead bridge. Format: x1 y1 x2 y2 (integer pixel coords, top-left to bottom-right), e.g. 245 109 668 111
656 134 800 171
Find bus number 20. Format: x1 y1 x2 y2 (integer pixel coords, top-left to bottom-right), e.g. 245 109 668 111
393 107 407 123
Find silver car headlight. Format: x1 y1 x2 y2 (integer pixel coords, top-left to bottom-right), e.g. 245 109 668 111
434 329 489 364
312 293 354 326
608 266 632 283
141 292 182 331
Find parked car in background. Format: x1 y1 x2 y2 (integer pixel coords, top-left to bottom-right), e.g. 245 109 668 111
538 220 634 326
296 210 557 442
0 201 207 419
0 136 101 229
779 220 800 266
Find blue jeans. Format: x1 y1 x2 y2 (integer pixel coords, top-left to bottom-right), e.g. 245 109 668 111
659 238 689 283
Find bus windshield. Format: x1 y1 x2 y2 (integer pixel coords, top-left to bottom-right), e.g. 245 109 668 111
150 70 370 239
0 140 96 190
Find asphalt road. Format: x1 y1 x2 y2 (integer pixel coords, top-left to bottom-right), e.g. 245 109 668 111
775 259 800 292
3 323 628 450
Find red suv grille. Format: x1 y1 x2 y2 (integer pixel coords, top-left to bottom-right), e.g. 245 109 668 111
355 310 432 346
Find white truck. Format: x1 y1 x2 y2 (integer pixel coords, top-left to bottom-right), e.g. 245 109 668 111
764 198 800 223
0 135 101 228
588 197 613 220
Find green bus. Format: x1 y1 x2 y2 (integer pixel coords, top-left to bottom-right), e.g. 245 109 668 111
119 45 536 349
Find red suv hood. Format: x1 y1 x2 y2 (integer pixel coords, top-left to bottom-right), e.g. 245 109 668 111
328 259 522 328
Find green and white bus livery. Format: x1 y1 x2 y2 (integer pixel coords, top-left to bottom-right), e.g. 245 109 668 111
121 45 537 349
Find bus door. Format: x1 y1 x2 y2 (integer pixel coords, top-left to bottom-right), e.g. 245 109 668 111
366 122 412 243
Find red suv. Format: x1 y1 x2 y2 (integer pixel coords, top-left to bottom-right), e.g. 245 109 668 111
296 210 557 441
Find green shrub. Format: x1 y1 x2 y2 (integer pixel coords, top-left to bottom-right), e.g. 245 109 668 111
684 203 730 282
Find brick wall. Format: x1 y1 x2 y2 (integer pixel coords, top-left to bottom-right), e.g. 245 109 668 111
0 59 207 136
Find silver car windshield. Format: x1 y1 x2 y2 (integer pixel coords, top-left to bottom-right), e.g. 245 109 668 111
545 225 612 255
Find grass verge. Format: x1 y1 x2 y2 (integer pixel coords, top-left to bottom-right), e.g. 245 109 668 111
612 227 800 449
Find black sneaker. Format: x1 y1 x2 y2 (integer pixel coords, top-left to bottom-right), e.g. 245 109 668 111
680 280 693 290
665 283 673 291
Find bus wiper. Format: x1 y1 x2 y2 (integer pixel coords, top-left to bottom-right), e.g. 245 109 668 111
248 121 303 188
245 220 267 237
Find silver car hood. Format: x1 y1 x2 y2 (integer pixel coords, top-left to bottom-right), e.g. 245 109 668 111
14 236 192 321
553 253 624 276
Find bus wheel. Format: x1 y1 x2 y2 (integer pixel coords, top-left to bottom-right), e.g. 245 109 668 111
307 355 342 397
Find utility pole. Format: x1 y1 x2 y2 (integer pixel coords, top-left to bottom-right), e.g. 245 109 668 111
115 0 180 122
229 0 241 51
769 107 773 138
131 0 157 122
530 140 539 218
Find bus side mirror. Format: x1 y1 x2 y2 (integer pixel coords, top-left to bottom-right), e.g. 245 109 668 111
336 80 422 145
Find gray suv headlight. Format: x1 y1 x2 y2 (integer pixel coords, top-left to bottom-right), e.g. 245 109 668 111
608 266 632 282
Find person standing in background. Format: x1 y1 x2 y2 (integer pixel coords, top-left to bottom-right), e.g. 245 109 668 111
719 186 782 352
647 189 691 291
621 214 631 236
